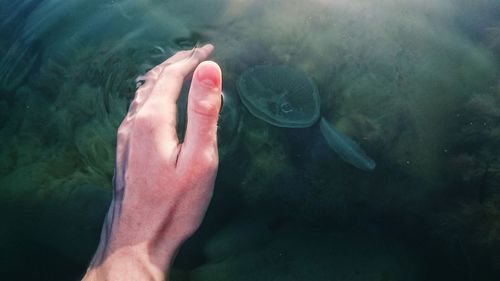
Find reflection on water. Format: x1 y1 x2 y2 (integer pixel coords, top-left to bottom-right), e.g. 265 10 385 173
1 0 500 280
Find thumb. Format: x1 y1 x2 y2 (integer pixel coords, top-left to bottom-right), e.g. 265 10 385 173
180 61 222 166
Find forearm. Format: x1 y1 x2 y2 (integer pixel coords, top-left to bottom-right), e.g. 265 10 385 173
82 188 193 281
82 214 191 281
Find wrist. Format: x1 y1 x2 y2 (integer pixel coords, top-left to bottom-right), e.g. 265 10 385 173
84 211 193 281
83 244 171 281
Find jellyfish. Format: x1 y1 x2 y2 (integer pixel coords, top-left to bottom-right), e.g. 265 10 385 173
237 65 320 128
320 118 376 171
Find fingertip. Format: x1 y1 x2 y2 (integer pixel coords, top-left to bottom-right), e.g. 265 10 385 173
195 61 222 90
190 61 222 117
201 43 214 53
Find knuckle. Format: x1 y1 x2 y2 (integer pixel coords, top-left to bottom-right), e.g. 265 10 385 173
183 147 218 170
145 68 160 80
199 149 219 169
117 123 129 140
128 99 140 114
190 97 220 117
205 158 218 172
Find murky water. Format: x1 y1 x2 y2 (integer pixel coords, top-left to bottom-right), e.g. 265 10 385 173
1 0 500 280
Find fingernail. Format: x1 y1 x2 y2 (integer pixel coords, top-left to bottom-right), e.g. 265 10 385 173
196 61 220 89
200 78 216 88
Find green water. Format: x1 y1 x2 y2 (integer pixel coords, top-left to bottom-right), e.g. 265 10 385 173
1 0 500 280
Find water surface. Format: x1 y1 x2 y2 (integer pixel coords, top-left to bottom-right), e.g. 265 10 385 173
1 0 500 280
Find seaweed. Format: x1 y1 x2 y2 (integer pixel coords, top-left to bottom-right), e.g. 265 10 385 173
0 39 38 93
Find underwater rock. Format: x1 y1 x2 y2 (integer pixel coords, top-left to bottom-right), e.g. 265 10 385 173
237 65 320 128
320 118 376 171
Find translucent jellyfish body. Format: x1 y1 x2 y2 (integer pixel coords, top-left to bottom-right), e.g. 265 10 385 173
237 65 320 128
319 118 376 171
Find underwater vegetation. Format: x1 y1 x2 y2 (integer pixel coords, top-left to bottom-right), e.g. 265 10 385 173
435 196 500 280
0 39 38 93
181 216 424 281
432 81 500 279
0 37 147 277
0 0 500 280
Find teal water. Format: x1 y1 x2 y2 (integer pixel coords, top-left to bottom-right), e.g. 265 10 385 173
1 0 500 280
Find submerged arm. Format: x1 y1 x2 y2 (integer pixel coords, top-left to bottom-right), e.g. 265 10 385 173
83 44 222 280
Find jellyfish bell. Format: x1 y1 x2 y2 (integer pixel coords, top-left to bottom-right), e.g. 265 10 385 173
236 65 320 128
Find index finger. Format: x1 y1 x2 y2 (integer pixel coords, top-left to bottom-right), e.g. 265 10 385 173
150 44 214 103
138 44 214 148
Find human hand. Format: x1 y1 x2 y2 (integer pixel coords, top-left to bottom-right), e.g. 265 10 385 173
83 44 222 281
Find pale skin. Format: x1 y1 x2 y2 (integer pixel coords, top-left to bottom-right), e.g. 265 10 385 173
82 44 222 281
